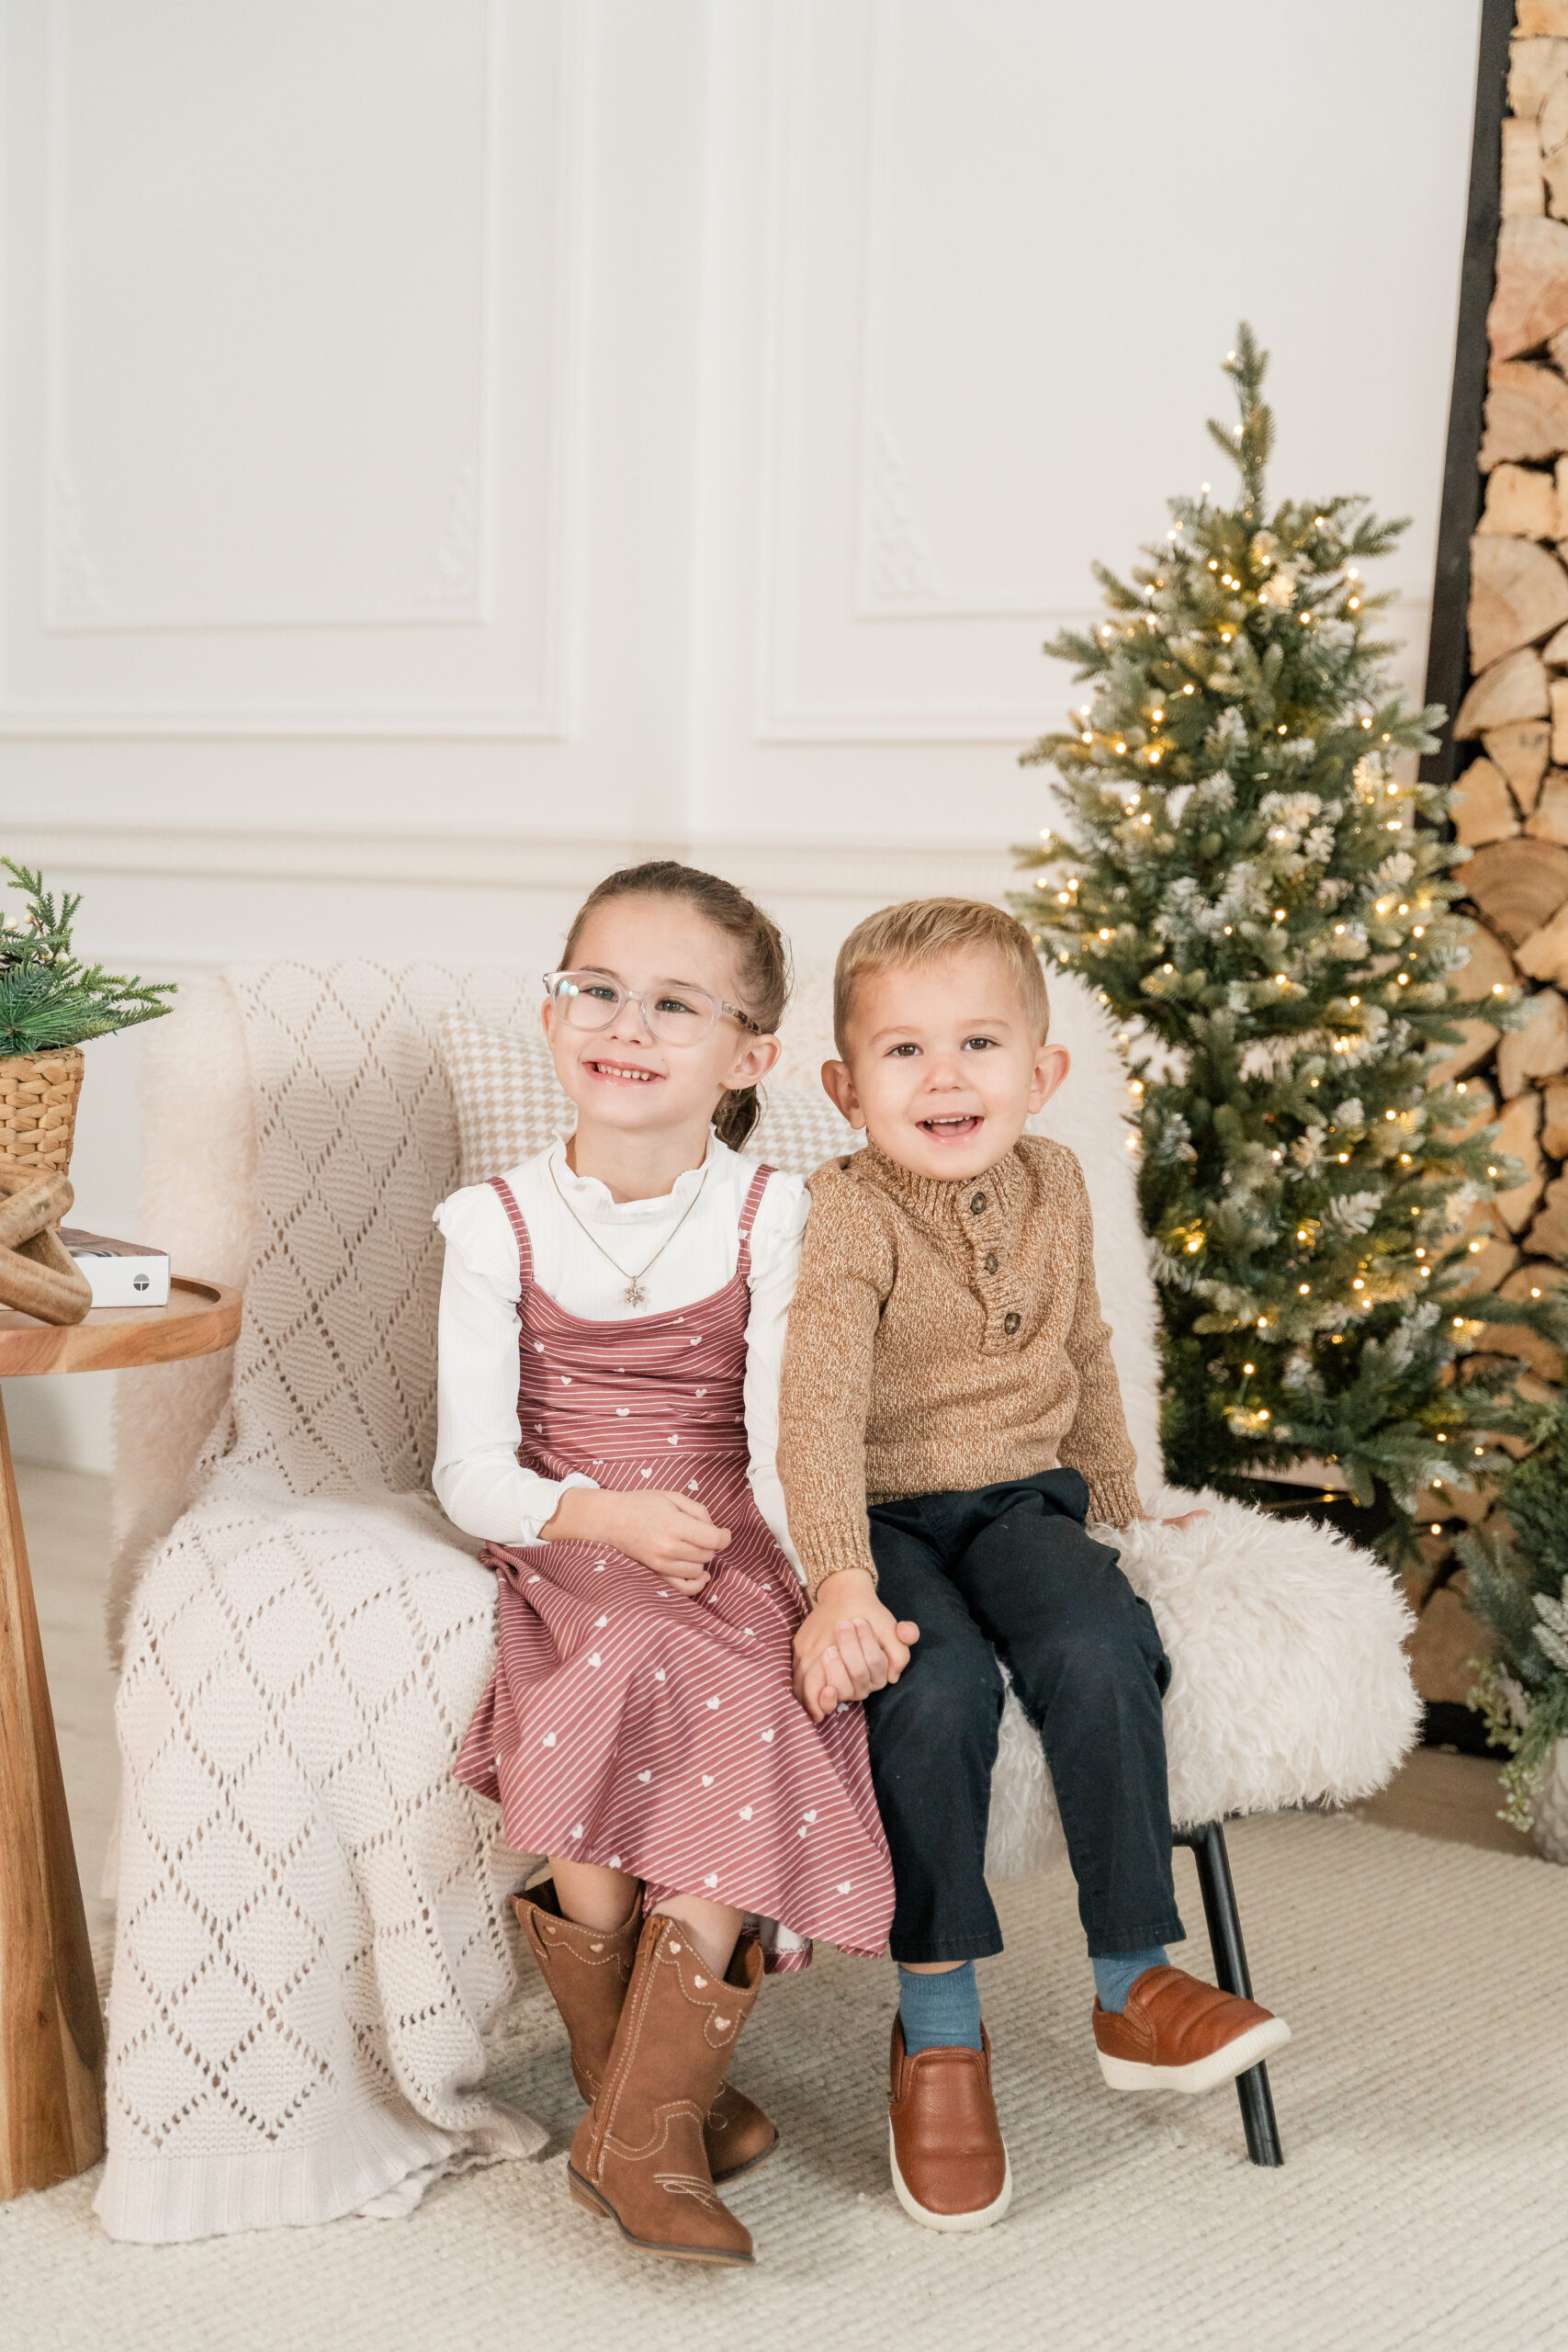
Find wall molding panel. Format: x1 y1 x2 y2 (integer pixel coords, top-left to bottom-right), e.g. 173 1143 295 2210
3 823 1015 905
4 0 590 738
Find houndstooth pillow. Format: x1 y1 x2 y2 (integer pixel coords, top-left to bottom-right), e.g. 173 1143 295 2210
436 1009 854 1187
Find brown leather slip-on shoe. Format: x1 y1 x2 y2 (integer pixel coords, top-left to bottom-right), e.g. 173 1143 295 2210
515 1879 776 2183
886 2017 1011 2233
568 1915 762 2266
1093 1964 1292 2094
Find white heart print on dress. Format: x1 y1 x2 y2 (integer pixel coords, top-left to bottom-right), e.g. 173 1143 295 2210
615 1407 630 1417
594 1616 607 1629
541 1733 557 1747
704 1874 718 1889
637 1770 651 1783
702 1774 715 1787
653 1668 666 1682
739 1806 752 1821
761 1729 774 1744
588 1653 602 1668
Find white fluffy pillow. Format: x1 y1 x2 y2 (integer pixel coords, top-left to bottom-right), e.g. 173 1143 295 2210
436 1009 853 1187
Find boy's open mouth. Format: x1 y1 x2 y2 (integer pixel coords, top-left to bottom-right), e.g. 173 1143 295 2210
586 1059 662 1085
919 1114 983 1138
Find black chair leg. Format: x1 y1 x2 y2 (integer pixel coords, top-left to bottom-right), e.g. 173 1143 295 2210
1172 1821 1284 2168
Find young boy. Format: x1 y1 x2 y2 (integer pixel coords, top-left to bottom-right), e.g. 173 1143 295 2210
776 899 1289 2233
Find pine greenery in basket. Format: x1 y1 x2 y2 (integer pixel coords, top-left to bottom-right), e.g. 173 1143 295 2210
0 860 175 1055
1462 1396 1568 1836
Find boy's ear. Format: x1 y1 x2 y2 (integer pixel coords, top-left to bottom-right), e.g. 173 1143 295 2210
821 1057 864 1130
1029 1041 1070 1116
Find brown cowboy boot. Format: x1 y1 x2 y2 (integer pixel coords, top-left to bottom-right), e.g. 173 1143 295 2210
567 1913 763 2266
514 1881 777 2182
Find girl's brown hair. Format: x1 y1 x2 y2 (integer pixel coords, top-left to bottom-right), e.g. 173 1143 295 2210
561 860 792 1150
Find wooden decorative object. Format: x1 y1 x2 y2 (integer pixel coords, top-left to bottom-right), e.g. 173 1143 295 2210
1497 983 1568 1096
1467 532 1568 667
1507 31 1568 120
1527 774 1568 839
1451 756 1520 844
1521 3 1568 45
1453 645 1550 736
1502 118 1547 220
0 1169 89 1327
1461 836 1568 944
0 1274 241 2199
1485 215 1568 359
0 1050 84 1180
1479 461 1558 532
1479 363 1568 469
1482 718 1551 806
1452 920 1519 1001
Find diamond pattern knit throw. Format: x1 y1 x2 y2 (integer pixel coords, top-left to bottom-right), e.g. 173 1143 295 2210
97 963 563 2244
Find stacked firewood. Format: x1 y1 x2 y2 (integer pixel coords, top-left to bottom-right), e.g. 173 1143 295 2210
1408 2 1568 1707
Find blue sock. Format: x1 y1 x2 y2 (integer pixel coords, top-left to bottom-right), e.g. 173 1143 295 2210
1093 1945 1168 2014
897 1961 983 2053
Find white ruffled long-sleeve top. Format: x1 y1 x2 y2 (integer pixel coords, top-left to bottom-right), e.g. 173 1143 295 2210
433 1133 807 1573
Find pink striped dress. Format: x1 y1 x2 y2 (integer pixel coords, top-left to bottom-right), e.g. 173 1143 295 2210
454 1165 894 1968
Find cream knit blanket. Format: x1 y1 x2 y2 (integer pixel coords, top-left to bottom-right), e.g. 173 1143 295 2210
96 963 552 2243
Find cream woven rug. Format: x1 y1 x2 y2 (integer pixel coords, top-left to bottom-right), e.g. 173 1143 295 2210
6 1811 1564 2352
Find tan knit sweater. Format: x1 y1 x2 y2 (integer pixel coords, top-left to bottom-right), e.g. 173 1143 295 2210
776 1136 1143 1593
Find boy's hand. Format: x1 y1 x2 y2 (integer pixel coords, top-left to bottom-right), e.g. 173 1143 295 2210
793 1568 919 1722
541 1486 731 1596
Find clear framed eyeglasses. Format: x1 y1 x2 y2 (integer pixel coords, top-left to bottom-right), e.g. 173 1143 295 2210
543 969 766 1046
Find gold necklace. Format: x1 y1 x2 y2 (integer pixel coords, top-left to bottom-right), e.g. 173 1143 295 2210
548 1154 712 1308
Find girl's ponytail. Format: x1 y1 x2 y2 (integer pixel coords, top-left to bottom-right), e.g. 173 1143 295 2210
561 861 791 1154
714 1082 761 1151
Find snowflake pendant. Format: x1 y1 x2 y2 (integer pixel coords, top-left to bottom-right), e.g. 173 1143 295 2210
624 1277 648 1308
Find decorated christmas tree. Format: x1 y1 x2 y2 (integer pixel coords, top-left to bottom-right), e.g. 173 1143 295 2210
1012 326 1561 1544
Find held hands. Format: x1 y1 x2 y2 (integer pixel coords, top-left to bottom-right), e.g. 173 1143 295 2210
541 1485 731 1596
792 1568 919 1724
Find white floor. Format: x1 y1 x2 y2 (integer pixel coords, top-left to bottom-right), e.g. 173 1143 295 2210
9 1465 1568 2352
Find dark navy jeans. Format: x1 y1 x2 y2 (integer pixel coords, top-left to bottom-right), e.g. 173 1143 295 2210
863 1467 1185 1963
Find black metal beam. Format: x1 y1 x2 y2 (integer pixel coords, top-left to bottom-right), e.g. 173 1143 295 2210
1420 0 1516 784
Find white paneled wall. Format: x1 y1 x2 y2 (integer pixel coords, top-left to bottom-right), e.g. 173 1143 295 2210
1 0 1481 1465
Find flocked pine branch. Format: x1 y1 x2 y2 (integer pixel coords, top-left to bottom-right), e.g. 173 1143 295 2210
1462 1394 1568 1829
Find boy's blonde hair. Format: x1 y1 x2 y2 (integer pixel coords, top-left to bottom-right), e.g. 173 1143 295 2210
832 898 1050 1053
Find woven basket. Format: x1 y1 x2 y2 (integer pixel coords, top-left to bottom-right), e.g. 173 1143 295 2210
0 1047 85 1178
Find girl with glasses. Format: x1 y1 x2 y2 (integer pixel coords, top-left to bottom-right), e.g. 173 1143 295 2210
433 861 899 2267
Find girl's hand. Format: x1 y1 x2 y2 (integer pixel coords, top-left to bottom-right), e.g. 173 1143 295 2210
792 1568 919 1723
541 1486 731 1595
1161 1510 1209 1532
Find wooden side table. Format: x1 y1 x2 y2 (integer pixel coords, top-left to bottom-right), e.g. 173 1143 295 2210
0 1276 242 2199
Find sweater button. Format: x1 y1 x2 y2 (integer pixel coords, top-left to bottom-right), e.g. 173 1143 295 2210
1003 1310 1021 1336
984 1252 998 1275
970 1191 987 1215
